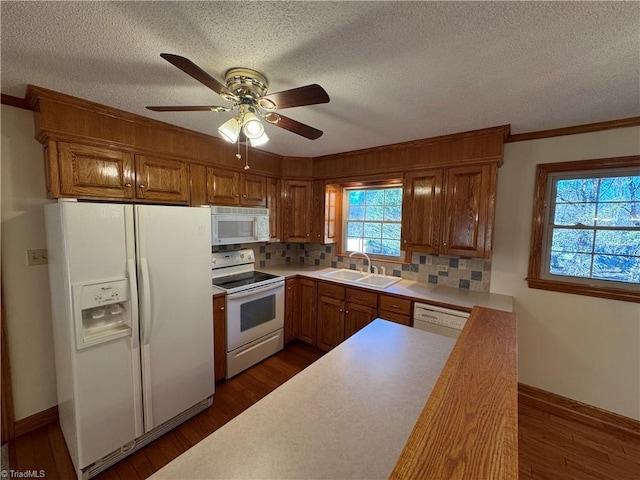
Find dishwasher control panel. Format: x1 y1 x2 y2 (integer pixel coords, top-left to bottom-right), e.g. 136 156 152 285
413 302 469 331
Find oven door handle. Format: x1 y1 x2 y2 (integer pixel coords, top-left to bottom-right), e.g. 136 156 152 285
227 281 284 299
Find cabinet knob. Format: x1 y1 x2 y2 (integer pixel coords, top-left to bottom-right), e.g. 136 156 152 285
139 184 145 189
443 242 447 246
125 183 132 188
345 310 349 314
403 240 407 244
220 306 225 311
235 194 240 197
243 194 247 197
339 308 343 312
306 233 310 237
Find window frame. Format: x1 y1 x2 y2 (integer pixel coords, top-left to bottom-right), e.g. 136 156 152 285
527 155 640 303
336 178 411 264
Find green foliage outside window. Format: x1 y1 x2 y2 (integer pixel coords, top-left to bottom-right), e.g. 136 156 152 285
345 187 403 257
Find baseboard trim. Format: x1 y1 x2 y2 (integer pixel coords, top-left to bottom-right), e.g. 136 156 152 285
518 383 639 438
13 406 58 438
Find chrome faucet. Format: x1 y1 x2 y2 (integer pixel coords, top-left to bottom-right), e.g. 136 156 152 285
349 251 371 273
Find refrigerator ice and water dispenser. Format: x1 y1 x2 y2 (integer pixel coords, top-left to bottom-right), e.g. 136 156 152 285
73 278 132 349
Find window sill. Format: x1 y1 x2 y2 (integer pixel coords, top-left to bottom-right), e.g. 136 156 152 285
526 278 639 303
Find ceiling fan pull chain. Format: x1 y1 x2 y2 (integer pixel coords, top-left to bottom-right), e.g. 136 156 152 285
244 141 250 170
236 134 241 160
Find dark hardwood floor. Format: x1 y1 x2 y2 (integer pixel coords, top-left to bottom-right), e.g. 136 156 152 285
8 340 640 479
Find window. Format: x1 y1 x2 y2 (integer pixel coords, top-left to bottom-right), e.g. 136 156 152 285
528 156 640 302
344 186 403 258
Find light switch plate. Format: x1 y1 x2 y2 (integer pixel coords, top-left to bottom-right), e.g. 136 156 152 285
458 259 467 270
27 249 48 266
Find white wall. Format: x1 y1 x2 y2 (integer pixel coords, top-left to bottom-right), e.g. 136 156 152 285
1 105 57 420
491 126 640 420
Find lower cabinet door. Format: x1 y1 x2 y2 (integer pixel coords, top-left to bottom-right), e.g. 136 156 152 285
316 296 345 352
345 302 377 338
213 296 227 382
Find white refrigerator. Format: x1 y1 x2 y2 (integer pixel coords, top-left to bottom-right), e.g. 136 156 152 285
45 200 214 479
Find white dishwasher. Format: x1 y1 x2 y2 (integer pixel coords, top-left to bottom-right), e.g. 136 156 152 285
413 302 469 339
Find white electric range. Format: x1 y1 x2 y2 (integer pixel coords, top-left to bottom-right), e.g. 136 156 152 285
211 249 285 378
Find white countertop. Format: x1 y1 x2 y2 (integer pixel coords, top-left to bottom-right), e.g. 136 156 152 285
149 320 456 480
261 264 513 312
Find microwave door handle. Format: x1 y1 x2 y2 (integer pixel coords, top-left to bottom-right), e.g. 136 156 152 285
253 218 258 240
228 282 283 299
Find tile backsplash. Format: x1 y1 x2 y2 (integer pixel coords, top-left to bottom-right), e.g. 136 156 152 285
217 242 491 292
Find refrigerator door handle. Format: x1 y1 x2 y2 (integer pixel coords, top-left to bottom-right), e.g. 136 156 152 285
127 259 139 349
140 257 152 346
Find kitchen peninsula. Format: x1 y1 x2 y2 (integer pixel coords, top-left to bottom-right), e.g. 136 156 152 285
151 307 517 479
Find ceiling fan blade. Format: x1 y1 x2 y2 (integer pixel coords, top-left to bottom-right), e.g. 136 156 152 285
160 53 238 101
266 113 323 140
259 84 329 110
146 105 231 112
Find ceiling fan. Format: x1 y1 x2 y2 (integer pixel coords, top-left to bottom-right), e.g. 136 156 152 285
147 53 330 144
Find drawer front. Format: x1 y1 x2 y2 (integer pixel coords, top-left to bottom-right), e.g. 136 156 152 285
345 287 378 307
377 310 411 327
379 294 412 315
317 281 345 300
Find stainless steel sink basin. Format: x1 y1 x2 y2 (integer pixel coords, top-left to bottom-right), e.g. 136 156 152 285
319 269 401 290
320 269 369 281
353 275 401 289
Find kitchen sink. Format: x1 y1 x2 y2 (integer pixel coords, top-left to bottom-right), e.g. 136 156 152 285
319 269 401 290
320 269 369 281
354 275 401 289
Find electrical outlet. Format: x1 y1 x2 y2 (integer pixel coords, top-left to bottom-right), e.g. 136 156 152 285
27 249 48 266
437 265 449 274
425 255 433 265
458 259 467 270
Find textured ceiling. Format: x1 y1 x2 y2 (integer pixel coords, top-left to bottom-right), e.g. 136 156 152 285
1 1 639 157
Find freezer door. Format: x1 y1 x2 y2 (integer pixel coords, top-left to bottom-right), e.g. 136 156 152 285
136 205 214 431
46 201 143 470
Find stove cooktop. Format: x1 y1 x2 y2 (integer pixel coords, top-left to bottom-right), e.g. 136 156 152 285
211 270 281 291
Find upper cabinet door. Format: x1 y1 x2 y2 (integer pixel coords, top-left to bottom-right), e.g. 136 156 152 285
58 142 135 199
401 169 443 253
207 167 239 205
283 180 312 242
135 155 189 203
240 173 267 207
442 164 496 257
266 177 282 242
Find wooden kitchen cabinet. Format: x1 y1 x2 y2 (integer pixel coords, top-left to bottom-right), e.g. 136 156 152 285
401 163 497 258
311 180 341 244
53 141 135 200
282 180 312 242
134 154 189 203
266 177 282 242
206 167 267 206
213 295 227 382
378 294 412 326
285 277 317 346
49 141 190 204
284 278 299 343
344 287 378 338
442 164 496 257
298 278 318 346
316 282 345 351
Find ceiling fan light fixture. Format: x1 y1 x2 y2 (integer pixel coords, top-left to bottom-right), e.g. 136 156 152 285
218 117 241 143
249 131 269 147
242 112 265 139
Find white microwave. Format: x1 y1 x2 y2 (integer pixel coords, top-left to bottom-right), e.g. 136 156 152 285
211 206 270 245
